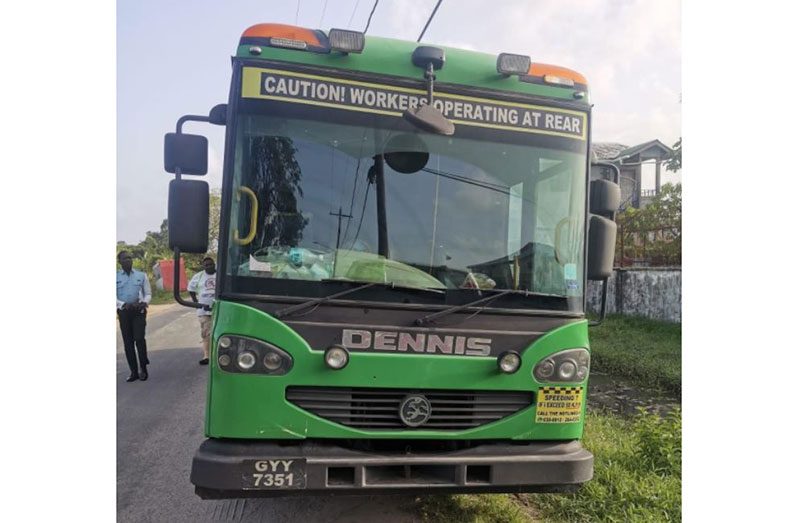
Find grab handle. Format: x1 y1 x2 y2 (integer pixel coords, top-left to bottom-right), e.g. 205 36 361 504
234 186 258 245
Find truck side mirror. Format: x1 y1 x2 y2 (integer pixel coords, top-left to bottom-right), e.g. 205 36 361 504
587 163 621 326
168 179 209 253
589 179 620 215
587 214 617 280
587 176 621 279
164 133 208 175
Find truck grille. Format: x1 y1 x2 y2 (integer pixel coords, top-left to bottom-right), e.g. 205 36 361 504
285 386 534 430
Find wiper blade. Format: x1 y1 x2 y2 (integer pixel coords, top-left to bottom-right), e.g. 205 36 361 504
414 289 530 326
323 279 446 294
273 282 377 319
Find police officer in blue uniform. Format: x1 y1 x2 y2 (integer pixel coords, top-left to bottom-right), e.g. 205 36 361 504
116 251 152 382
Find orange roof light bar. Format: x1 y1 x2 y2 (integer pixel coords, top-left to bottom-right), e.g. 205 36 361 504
240 23 329 53
529 63 588 87
242 23 322 45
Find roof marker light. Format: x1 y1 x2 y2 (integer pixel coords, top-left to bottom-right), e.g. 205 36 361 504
497 53 531 76
543 74 575 87
329 28 365 54
270 37 308 50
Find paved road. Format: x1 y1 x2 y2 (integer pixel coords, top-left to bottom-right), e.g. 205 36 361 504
117 304 418 523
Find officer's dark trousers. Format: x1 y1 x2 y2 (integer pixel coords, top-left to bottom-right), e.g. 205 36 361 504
118 308 149 374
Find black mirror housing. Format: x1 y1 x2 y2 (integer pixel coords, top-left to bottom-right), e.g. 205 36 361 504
208 104 227 125
168 179 209 253
587 214 616 280
164 133 208 175
590 179 621 215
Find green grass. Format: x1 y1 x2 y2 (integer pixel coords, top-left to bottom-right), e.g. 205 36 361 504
415 410 682 522
589 315 681 395
149 288 176 305
525 409 681 522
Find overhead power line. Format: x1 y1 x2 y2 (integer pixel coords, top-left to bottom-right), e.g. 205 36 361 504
364 0 380 34
347 0 362 28
319 0 329 27
417 0 444 42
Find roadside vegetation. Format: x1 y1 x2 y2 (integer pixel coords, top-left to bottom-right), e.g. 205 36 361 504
149 288 175 305
116 189 221 289
524 409 681 522
589 315 681 395
415 315 682 522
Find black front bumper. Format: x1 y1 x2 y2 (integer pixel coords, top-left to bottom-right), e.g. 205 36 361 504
191 438 593 498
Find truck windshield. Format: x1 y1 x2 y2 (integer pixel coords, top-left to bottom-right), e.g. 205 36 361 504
225 107 587 311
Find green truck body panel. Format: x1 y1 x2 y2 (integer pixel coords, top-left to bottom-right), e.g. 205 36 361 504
235 35 589 103
206 300 589 441
199 29 594 447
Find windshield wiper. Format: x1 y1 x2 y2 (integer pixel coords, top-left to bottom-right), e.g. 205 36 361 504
322 278 446 294
414 289 533 326
273 280 445 319
273 282 377 319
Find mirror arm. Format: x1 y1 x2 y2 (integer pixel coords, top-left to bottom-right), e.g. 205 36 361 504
172 247 202 309
425 62 435 104
176 114 212 134
588 277 609 327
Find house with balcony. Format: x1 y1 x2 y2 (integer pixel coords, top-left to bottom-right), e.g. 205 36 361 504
592 139 674 209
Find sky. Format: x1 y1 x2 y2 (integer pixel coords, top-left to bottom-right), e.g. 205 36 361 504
118 0 681 243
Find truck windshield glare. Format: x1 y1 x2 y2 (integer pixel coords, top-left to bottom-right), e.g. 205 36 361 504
226 110 586 311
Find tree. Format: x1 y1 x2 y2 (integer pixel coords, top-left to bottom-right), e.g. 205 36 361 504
665 137 681 172
248 137 307 249
116 187 222 277
208 188 221 255
615 183 681 266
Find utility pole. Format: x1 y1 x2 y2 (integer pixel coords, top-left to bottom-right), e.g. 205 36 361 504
329 206 353 251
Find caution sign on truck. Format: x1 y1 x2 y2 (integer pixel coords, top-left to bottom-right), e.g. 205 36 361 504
535 386 584 423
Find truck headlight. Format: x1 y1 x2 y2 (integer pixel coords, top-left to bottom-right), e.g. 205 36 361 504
497 351 521 374
263 352 283 370
216 335 293 375
237 351 257 370
533 348 590 383
324 345 349 370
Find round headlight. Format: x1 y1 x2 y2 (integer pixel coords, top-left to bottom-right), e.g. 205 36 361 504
263 352 283 371
576 365 589 380
557 360 577 380
219 336 232 349
534 359 556 380
497 351 521 374
237 351 257 370
218 354 231 367
324 346 349 370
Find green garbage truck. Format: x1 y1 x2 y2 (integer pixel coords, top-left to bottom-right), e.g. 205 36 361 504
163 22 620 498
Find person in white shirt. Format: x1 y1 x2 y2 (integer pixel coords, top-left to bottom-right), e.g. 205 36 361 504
188 256 217 365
